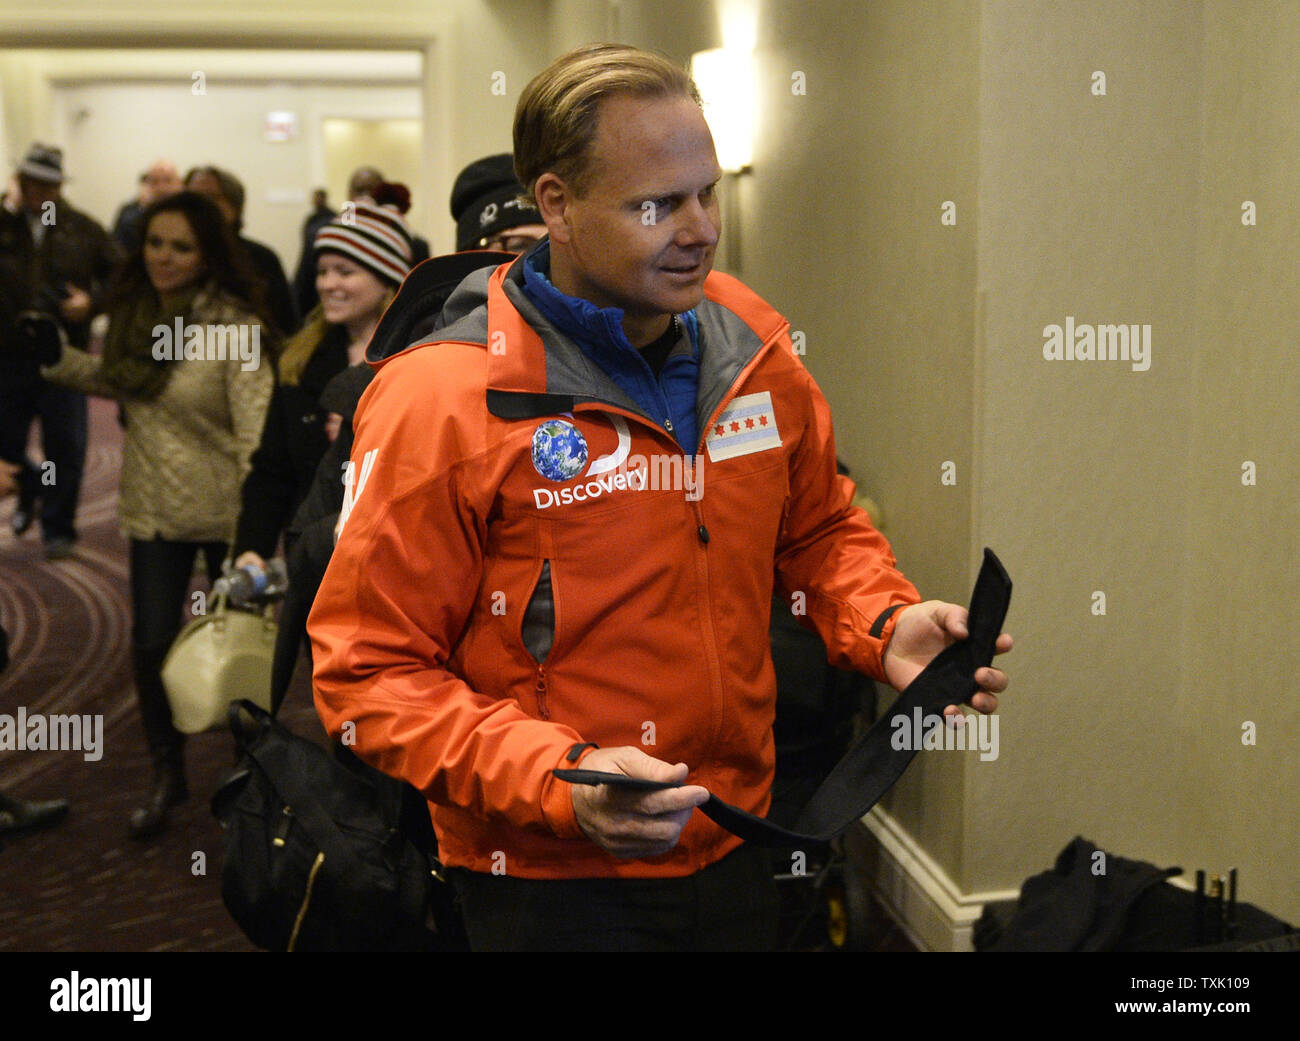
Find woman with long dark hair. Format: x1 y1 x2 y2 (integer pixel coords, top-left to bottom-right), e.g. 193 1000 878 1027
41 190 274 838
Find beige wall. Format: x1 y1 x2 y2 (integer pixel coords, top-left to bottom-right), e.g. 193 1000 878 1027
741 0 1296 922
0 0 1294 929
606 0 1300 922
0 49 51 162
44 79 420 274
974 0 1298 922
1182 0 1299 920
546 0 720 71
322 117 423 229
437 0 549 245
972 0 1203 893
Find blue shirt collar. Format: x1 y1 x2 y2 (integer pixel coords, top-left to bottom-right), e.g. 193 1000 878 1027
521 240 697 359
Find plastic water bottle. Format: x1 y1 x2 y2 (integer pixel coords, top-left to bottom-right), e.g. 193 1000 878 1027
215 559 289 605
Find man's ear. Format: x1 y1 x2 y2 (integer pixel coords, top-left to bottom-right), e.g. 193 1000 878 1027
534 173 573 246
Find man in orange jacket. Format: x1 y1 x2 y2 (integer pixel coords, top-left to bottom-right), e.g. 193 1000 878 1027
309 43 1011 951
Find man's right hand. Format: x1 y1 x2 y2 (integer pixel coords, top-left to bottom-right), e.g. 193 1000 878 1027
570 746 710 859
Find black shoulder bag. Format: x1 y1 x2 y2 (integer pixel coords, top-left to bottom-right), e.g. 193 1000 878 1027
211 700 464 951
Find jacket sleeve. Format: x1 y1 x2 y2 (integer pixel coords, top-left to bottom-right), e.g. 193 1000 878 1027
233 380 298 559
40 344 121 399
286 417 349 541
222 321 275 482
774 359 922 684
308 357 592 840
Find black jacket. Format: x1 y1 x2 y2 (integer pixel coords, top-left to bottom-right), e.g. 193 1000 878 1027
291 209 336 319
239 235 297 340
233 324 349 559
0 201 120 352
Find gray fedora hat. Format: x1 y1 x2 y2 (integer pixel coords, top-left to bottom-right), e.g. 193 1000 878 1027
17 143 65 184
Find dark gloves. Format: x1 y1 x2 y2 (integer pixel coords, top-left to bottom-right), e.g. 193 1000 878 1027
16 311 65 367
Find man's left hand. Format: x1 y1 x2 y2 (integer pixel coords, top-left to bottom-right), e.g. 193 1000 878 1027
59 284 92 324
882 600 1012 718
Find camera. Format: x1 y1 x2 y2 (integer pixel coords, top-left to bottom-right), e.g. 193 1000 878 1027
0 284 67 369
13 309 66 367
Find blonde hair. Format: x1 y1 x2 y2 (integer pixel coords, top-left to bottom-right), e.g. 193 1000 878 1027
276 306 329 387
277 291 395 386
513 43 701 199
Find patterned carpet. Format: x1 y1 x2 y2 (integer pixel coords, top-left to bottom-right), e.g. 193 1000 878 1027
0 396 325 952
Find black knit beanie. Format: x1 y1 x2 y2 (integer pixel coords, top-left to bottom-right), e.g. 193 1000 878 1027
450 154 542 251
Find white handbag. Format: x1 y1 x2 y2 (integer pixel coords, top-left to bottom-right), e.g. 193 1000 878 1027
161 592 276 734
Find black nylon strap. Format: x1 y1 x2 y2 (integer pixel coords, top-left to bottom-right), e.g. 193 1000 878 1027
565 742 599 763
868 603 905 639
554 547 1012 850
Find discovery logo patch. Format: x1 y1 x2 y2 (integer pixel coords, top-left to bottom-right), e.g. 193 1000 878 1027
531 419 589 482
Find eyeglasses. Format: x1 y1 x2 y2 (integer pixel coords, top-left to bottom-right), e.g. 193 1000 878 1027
479 232 546 254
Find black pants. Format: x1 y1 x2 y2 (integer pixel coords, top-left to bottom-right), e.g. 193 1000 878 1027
449 843 779 952
268 521 332 712
0 377 87 543
129 537 226 767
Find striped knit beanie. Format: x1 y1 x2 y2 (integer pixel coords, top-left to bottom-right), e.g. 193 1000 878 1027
313 202 414 286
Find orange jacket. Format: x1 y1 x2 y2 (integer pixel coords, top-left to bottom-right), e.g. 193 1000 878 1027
309 257 921 879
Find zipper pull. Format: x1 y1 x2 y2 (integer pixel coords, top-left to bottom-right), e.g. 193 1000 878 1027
534 665 551 720
273 805 292 847
690 493 709 544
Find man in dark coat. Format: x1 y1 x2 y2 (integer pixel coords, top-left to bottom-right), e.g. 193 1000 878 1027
0 144 121 558
110 159 182 254
185 165 298 338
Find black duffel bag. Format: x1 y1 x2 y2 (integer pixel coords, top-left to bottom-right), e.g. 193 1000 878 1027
211 699 460 951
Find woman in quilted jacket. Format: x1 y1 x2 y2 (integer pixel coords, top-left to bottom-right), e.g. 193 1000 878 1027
42 190 274 839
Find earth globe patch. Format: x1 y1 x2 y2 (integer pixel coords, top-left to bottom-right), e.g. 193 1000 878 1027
531 419 589 482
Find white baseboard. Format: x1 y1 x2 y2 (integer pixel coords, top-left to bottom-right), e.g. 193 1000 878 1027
855 806 1021 951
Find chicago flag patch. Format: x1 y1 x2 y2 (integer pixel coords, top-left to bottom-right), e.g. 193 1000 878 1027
705 390 781 462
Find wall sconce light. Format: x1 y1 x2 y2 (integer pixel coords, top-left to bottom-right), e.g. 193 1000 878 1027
691 47 755 175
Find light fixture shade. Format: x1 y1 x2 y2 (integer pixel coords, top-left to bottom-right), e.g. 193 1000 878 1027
691 47 755 173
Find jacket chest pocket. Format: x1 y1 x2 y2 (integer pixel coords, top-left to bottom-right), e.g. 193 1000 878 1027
520 559 555 666
519 558 559 720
